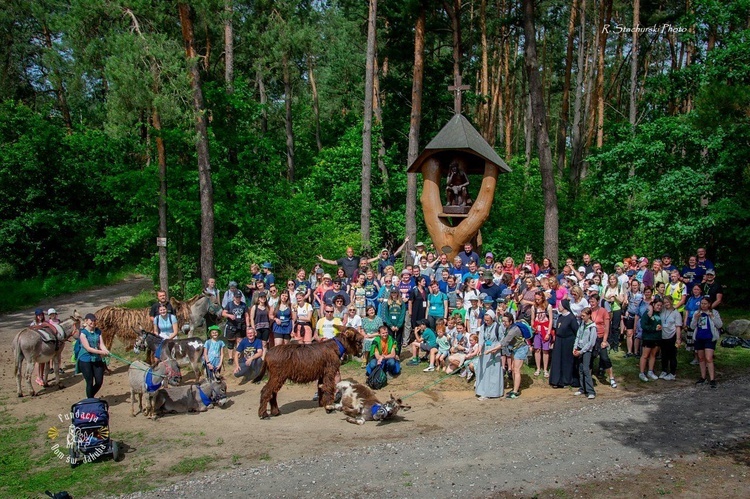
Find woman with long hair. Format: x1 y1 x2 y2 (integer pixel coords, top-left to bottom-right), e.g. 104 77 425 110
604 274 625 352
568 285 588 319
351 273 367 317
691 296 723 387
250 292 272 353
271 289 293 346
537 257 555 278
683 284 703 362
531 290 553 378
293 290 315 344
622 279 643 357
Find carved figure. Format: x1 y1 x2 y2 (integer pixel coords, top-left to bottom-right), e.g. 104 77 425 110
445 161 471 206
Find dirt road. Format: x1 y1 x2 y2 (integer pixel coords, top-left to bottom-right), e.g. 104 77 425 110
126 376 750 498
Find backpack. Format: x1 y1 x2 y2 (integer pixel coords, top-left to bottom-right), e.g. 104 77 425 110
720 335 743 348
514 320 534 342
366 363 388 390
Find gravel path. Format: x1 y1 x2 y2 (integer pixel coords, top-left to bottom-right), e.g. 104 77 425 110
124 375 750 498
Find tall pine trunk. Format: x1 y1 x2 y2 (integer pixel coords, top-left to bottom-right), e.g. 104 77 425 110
308 56 322 152
556 0 578 176
361 0 377 252
570 0 586 186
406 4 426 263
42 25 72 133
523 0 559 268
629 0 640 134
153 108 169 293
224 0 233 92
595 0 612 148
283 53 295 182
178 3 215 283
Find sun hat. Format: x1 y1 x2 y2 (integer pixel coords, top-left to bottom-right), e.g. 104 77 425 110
47 308 57 315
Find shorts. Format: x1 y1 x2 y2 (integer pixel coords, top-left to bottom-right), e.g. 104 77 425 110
438 349 450 358
513 344 530 361
623 315 635 330
694 338 717 351
225 324 244 342
533 334 551 351
275 333 292 341
420 342 434 352
642 339 659 349
256 328 271 342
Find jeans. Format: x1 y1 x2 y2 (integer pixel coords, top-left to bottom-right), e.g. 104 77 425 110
578 351 595 396
366 358 401 376
660 336 678 375
389 327 404 356
234 358 263 380
592 337 612 372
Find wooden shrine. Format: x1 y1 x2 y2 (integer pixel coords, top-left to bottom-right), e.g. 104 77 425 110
407 81 511 259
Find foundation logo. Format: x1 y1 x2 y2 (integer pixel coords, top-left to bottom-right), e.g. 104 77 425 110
47 411 107 464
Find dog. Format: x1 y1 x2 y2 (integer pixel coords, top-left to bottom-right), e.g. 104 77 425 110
151 378 227 418
331 380 410 425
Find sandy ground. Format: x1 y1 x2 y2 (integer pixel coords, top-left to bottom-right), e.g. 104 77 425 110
1 278 749 498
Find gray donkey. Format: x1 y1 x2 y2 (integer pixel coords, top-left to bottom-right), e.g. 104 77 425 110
128 359 182 418
151 377 228 419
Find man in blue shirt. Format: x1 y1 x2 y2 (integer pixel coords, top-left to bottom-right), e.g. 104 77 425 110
261 262 275 286
458 243 480 267
234 327 264 381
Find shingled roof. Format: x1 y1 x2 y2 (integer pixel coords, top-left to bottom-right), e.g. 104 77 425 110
407 114 511 174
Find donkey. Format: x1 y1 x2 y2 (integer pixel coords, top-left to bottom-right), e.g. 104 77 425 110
133 329 204 381
13 313 81 397
128 358 182 417
184 294 223 337
151 377 228 418
257 328 364 419
332 380 411 425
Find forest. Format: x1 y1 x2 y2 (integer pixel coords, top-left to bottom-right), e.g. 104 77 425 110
1 0 749 302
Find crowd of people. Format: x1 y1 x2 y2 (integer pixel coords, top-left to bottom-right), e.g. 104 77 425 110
40 241 725 402
197 242 725 399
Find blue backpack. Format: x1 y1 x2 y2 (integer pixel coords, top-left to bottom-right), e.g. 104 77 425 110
514 320 534 343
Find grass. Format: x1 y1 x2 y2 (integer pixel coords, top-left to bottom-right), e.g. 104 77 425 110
0 267 138 314
120 290 156 309
0 410 153 497
169 455 214 474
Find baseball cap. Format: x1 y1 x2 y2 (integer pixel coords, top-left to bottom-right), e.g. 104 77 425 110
501 288 513 297
706 269 716 275
208 325 221 332
638 257 648 264
401 269 411 275
497 298 506 304
233 290 243 298
315 268 324 274
662 253 671 259
567 275 579 283
47 308 57 315
228 281 238 288
577 266 586 273
35 308 44 315
84 313 97 321
485 252 494 258
614 262 624 269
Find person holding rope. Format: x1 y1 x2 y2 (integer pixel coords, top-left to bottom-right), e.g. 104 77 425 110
78 313 110 398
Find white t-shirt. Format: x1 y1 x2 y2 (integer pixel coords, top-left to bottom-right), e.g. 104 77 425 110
346 314 362 330
467 306 482 333
295 303 313 322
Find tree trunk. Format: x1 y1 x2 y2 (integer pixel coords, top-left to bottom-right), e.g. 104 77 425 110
556 0 578 176
595 0 611 148
570 0 586 186
373 55 389 191
479 0 489 135
42 24 72 134
283 53 295 182
361 0 377 252
523 0 559 268
629 0 639 133
308 56 322 152
178 3 215 283
153 108 169 293
224 0 234 92
444 0 462 98
406 3 426 263
257 66 267 134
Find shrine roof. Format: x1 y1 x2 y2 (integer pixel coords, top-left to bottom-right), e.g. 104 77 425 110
407 114 511 174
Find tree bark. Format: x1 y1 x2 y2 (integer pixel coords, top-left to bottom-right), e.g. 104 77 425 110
308 56 322 152
570 0 586 186
523 0 559 269
257 66 267 134
224 0 234 92
282 53 295 182
153 108 169 293
479 0 489 135
42 25 72 134
373 55 389 191
178 3 215 283
629 0 640 133
406 3 426 263
444 0 462 99
361 0 377 252
556 0 578 176
595 0 611 148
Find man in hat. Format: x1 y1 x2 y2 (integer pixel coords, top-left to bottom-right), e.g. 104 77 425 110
376 237 409 277
323 278 350 307
222 290 250 351
222 281 245 308
261 262 276 286
702 269 723 309
149 289 175 319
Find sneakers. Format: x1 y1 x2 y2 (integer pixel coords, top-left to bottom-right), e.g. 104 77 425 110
407 358 420 366
658 371 668 379
477 396 488 401
610 378 618 388
466 371 475 382
573 390 584 396
459 369 467 378
423 365 435 372
639 372 649 382
506 391 520 399
587 394 596 400
663 374 676 381
695 377 706 385
647 371 659 381
690 359 699 366
710 379 717 388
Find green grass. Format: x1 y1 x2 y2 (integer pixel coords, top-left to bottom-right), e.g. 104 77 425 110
0 268 138 314
169 455 214 474
120 290 156 309
0 410 153 497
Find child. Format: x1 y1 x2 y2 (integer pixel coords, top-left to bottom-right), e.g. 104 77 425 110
425 319 450 372
444 316 457 339
462 333 481 380
449 322 468 354
452 298 466 325
203 325 226 379
408 320 437 365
